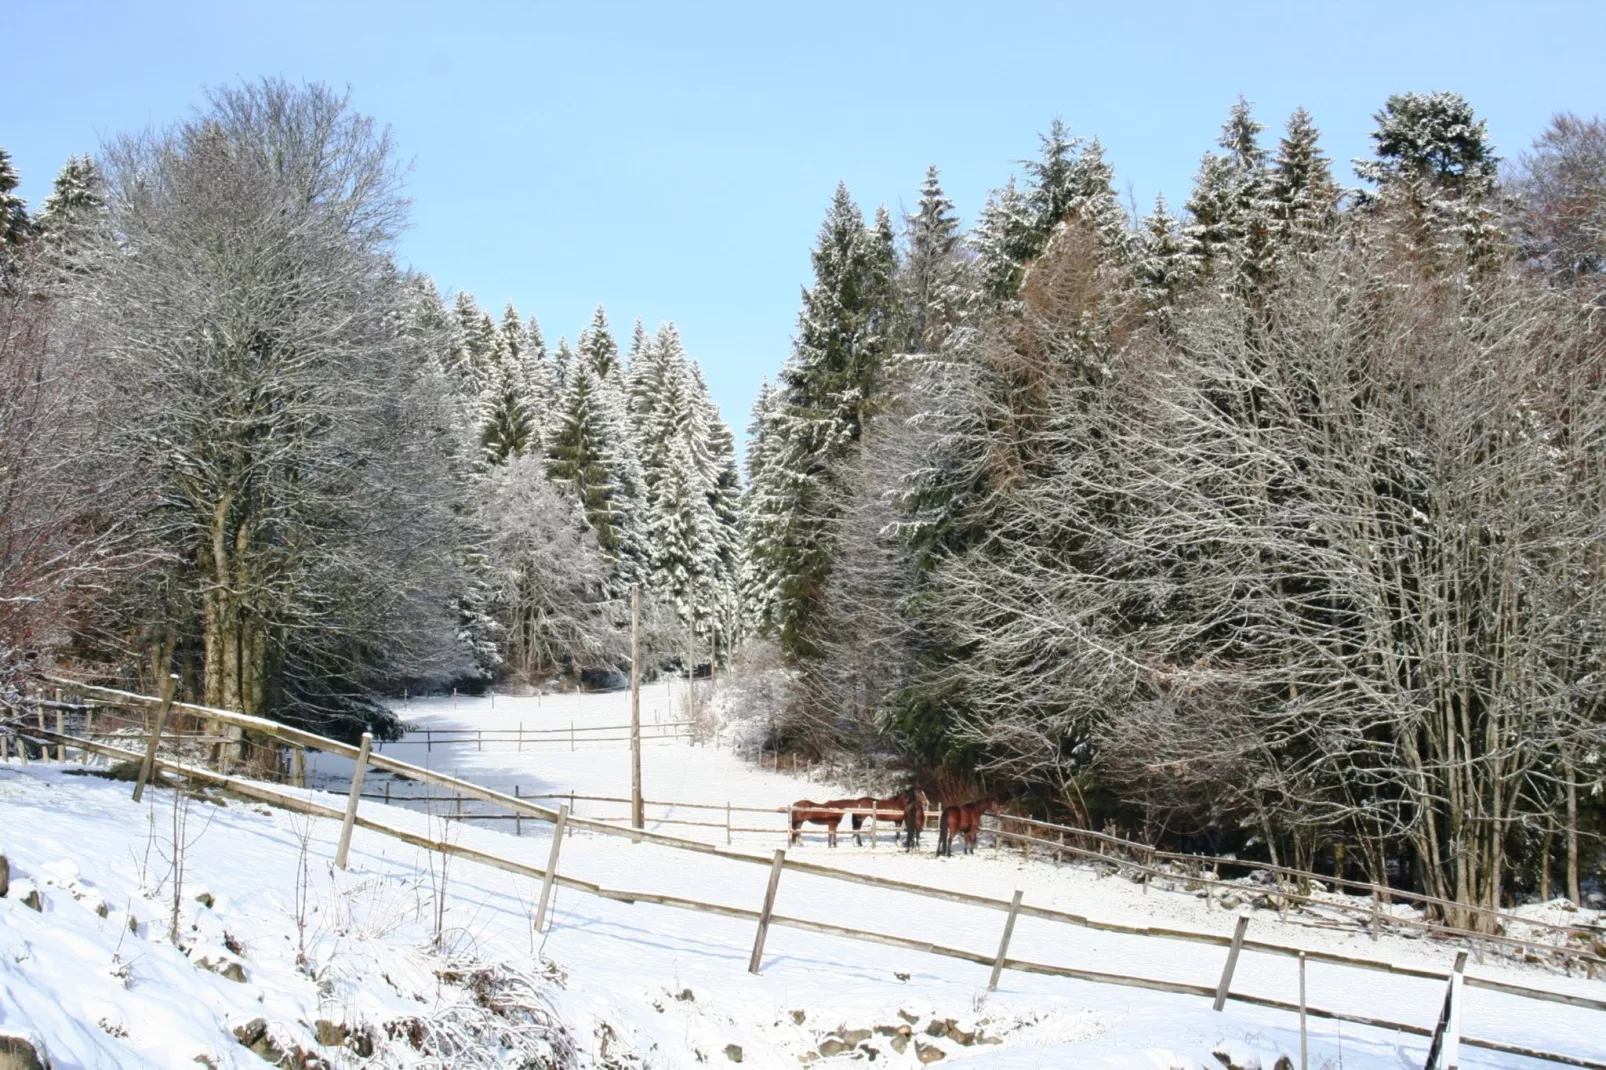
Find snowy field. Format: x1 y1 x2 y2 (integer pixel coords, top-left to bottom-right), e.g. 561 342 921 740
2 685 1604 1068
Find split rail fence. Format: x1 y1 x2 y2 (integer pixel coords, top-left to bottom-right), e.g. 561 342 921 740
7 679 1606 1070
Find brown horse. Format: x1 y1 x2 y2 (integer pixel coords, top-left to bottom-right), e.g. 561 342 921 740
789 798 863 847
903 788 931 850
937 798 999 857
847 793 923 846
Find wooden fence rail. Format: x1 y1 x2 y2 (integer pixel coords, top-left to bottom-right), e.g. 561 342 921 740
15 677 1606 980
14 716 1606 1070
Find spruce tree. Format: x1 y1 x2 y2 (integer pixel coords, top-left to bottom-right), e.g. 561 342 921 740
1022 118 1085 247
1184 97 1275 296
900 165 966 353
1133 194 1192 324
477 320 538 465
1355 91 1500 263
551 336 575 394
1067 138 1132 261
740 381 786 635
517 313 553 441
0 147 31 275
1268 107 1340 259
35 154 108 283
748 184 898 660
547 358 629 571
971 178 1034 302
38 154 105 231
578 305 620 378
447 292 496 397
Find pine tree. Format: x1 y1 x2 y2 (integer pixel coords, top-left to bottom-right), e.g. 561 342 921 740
1133 194 1193 323
547 358 629 570
34 154 109 283
971 178 1034 302
477 309 538 466
518 313 553 441
747 184 898 660
691 366 744 653
1268 107 1340 259
551 336 575 394
447 292 496 397
1184 97 1275 296
900 165 966 353
38 154 105 231
626 318 667 437
1067 138 1132 261
0 147 31 275
578 305 620 378
740 381 786 634
1022 118 1085 247
1354 91 1500 263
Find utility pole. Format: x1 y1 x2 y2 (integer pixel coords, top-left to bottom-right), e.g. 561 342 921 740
631 584 643 831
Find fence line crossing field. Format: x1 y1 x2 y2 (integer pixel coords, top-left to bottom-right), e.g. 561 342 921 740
10 680 1606 1069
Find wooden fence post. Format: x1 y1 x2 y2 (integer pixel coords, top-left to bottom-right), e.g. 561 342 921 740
748 849 786 974
1213 915 1250 1011
1423 950 1468 1070
1371 883 1382 942
726 802 732 846
334 732 373 870
132 675 180 803
989 889 1024 991
514 785 522 836
54 689 64 760
1299 951 1308 1070
535 804 570 933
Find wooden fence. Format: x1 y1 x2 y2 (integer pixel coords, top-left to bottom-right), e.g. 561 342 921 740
368 782 1605 975
12 681 1604 973
10 680 1606 1069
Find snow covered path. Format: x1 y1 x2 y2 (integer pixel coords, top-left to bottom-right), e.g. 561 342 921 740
3 687 1604 1068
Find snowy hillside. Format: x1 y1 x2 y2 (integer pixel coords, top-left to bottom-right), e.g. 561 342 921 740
3 687 1604 1069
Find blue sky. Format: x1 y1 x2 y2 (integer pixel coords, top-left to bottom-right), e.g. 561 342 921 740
5 1 1603 435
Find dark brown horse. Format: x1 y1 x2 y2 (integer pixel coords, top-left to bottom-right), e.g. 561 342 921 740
903 788 931 850
789 798 863 847
937 798 999 857
847 793 925 846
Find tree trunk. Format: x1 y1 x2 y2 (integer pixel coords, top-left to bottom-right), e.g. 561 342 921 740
1566 760 1580 907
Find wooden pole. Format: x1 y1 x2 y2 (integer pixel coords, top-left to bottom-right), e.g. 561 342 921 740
989 889 1024 991
726 802 732 846
132 675 180 803
334 732 373 870
535 804 570 932
1424 950 1468 1070
631 584 643 831
54 689 64 760
748 849 786 973
1299 951 1308 1070
1372 883 1382 942
1445 951 1466 1070
1213 915 1251 1011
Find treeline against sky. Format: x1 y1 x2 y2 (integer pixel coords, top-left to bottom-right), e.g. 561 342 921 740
740 92 1606 916
0 80 741 741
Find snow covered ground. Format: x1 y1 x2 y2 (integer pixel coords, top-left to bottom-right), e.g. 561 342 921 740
3 684 1604 1069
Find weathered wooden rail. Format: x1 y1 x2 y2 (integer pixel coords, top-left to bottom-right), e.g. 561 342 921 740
10 679 1606 1069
